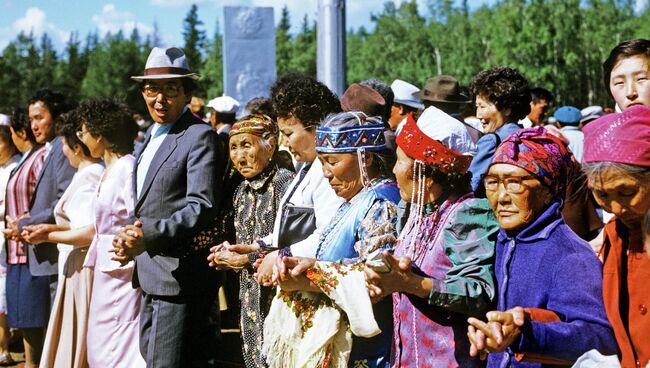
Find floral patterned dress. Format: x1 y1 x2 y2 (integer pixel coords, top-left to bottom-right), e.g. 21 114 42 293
233 165 294 368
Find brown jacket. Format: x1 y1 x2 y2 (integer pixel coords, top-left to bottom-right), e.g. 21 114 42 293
601 219 650 368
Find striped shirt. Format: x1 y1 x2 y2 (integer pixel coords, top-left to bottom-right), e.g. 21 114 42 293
6 146 46 264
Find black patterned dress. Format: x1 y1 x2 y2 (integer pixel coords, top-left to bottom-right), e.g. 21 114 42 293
233 165 294 368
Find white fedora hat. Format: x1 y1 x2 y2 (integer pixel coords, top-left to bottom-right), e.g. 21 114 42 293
131 47 199 81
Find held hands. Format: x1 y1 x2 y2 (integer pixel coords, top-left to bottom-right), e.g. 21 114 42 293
467 307 528 360
21 224 57 244
273 256 316 292
364 251 415 302
3 215 29 242
206 241 250 271
111 220 145 265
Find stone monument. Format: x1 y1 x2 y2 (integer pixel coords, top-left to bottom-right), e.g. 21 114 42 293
223 6 276 108
317 0 346 96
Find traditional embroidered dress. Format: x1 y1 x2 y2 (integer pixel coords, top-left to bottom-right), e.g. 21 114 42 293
263 113 399 368
391 110 498 367
392 195 498 367
264 178 400 368
234 165 294 368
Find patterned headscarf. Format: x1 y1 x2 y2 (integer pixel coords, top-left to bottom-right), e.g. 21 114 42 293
491 126 578 196
229 114 278 140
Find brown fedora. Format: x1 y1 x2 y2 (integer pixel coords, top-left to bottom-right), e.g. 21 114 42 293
340 83 386 117
413 75 471 104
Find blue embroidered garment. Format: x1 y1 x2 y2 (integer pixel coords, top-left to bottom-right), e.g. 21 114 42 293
315 178 400 368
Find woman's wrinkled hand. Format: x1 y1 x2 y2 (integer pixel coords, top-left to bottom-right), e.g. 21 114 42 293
364 251 415 302
275 256 318 292
207 241 249 271
255 250 278 286
467 306 527 358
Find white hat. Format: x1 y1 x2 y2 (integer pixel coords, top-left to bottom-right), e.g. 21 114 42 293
207 95 240 114
580 105 604 124
414 106 477 156
131 47 199 81
390 79 424 110
0 114 10 126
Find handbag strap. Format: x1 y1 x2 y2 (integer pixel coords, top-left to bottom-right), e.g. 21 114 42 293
284 162 312 205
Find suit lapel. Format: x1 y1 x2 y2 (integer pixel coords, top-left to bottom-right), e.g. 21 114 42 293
134 114 191 212
133 128 154 206
30 138 59 208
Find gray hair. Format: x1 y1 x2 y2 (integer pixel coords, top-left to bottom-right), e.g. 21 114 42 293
582 161 650 185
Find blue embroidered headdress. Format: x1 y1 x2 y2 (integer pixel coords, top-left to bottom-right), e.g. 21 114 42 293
315 112 386 153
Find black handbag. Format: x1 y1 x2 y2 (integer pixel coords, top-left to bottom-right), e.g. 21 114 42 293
277 203 316 249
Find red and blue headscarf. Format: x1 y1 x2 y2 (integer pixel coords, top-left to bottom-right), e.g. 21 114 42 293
490 126 578 196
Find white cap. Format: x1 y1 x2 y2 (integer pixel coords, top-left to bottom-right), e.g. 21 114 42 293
0 114 9 126
397 106 477 156
416 106 477 156
207 95 240 114
580 105 604 123
390 79 424 110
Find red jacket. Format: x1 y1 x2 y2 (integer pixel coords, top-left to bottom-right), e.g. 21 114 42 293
601 219 650 368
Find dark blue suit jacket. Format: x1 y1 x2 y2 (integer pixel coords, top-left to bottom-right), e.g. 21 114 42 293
18 136 75 276
132 110 224 296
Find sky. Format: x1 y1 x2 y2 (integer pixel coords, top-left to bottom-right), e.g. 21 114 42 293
0 0 647 53
0 0 480 52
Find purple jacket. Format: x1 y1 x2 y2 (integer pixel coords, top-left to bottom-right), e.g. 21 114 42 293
487 201 617 368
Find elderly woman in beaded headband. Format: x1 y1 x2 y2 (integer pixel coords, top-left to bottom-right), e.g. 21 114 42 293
264 111 400 367
207 114 295 368
364 106 500 367
467 127 617 367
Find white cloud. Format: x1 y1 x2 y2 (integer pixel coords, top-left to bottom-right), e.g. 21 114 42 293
636 0 648 12
92 3 154 37
0 7 70 50
149 0 212 7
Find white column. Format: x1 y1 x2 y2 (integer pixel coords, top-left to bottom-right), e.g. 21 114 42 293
317 0 346 96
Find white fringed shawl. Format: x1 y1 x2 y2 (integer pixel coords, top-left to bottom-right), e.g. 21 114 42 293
262 261 380 368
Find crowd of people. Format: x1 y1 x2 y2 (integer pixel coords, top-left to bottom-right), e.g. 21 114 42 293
0 37 647 368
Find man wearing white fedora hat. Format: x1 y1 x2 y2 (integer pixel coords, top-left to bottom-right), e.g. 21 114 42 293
113 46 224 367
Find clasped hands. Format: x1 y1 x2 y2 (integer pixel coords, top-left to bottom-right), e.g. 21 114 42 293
2 215 28 242
467 307 528 360
111 220 145 265
207 241 256 271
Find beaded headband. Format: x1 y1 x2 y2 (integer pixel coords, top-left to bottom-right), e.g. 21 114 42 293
396 113 472 174
315 116 386 153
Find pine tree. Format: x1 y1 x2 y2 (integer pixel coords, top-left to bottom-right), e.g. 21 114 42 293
182 4 206 73
276 6 292 75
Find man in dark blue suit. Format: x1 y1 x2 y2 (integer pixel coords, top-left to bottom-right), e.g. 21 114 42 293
113 47 224 368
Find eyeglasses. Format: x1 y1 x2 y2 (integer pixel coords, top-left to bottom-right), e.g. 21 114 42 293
483 175 537 194
142 83 182 98
75 130 89 141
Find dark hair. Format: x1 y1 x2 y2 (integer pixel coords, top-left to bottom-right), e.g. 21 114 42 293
360 79 394 124
470 67 532 121
181 78 197 96
603 39 650 95
57 109 92 157
245 97 274 119
271 74 342 129
27 88 72 120
212 112 237 125
530 87 554 104
0 125 18 155
10 107 36 144
425 165 472 197
77 98 139 155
